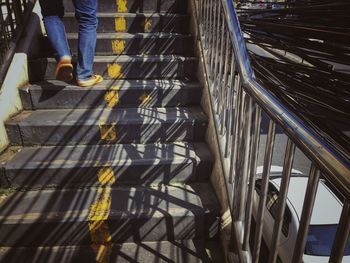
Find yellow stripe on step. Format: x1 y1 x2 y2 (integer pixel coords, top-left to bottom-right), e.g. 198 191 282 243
107 64 124 79
115 16 126 32
99 118 117 141
88 167 116 263
139 93 151 105
105 89 120 108
98 167 116 185
91 243 112 263
117 0 127 12
111 40 126 55
144 18 152 32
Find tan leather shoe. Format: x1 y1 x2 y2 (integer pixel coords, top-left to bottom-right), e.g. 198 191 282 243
77 74 104 87
55 59 73 81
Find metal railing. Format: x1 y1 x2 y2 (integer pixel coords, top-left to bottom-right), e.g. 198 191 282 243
0 0 31 85
195 0 350 262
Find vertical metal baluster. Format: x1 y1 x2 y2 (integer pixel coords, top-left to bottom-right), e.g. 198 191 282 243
211 0 221 72
230 91 248 263
207 0 214 61
243 105 262 251
292 165 320 263
233 91 248 219
0 6 9 50
216 19 226 114
229 75 242 183
5 0 15 33
201 0 207 35
212 4 222 105
329 200 350 263
227 53 237 159
204 0 210 50
225 57 236 158
268 139 296 263
252 120 276 263
236 96 253 241
209 0 218 75
220 33 231 135
202 0 208 46
198 0 202 26
207 0 216 75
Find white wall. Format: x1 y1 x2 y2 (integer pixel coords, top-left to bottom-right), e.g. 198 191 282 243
0 1 43 152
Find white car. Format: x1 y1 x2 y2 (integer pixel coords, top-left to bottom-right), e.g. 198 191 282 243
253 166 350 263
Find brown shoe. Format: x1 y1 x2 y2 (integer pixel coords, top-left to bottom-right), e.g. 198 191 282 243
77 74 104 87
55 59 73 81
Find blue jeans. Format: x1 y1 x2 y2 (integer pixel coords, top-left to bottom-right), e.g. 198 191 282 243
39 0 98 80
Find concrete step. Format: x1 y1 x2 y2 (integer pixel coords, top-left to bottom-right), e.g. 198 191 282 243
19 80 202 110
41 33 194 56
28 55 197 82
66 33 194 56
0 184 221 246
6 107 208 146
0 142 213 188
63 13 190 34
63 0 188 14
0 240 225 263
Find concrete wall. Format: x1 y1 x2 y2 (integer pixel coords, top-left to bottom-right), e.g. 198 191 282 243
0 1 44 152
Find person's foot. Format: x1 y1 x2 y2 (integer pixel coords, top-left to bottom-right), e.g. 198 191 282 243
77 74 104 87
55 58 73 82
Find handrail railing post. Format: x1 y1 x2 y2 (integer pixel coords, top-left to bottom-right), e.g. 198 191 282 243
0 0 33 86
292 166 320 262
194 0 350 262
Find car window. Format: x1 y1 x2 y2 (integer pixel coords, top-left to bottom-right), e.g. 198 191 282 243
305 224 350 256
255 180 292 236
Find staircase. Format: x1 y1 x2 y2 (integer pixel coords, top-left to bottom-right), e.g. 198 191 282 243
0 0 224 262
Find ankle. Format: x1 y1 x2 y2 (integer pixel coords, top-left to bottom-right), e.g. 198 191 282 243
59 55 72 62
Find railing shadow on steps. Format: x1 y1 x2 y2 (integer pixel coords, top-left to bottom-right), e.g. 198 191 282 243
0 0 224 261
1 27 219 262
193 0 350 262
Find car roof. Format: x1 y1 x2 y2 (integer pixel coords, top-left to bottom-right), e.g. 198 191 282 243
271 177 342 225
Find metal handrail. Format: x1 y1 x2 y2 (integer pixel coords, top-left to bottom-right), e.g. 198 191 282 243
0 0 34 87
195 0 350 262
222 0 350 200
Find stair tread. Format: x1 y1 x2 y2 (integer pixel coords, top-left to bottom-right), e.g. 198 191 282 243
66 32 191 38
35 55 196 62
7 107 207 125
0 183 220 223
0 240 224 263
21 79 201 90
65 12 189 18
2 142 212 170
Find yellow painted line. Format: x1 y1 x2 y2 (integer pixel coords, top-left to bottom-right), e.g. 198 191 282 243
105 89 120 108
99 118 117 141
107 63 124 79
139 93 151 106
117 0 127 12
98 167 116 185
111 39 126 55
88 166 116 263
91 243 112 263
115 16 126 32
144 18 152 32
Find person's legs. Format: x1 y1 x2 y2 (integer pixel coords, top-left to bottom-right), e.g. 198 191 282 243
73 0 101 83
39 0 73 81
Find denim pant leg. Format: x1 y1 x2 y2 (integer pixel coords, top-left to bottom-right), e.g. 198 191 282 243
39 0 71 60
73 0 98 80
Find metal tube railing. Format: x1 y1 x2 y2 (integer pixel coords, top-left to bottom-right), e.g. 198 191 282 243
195 0 350 262
0 0 33 86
